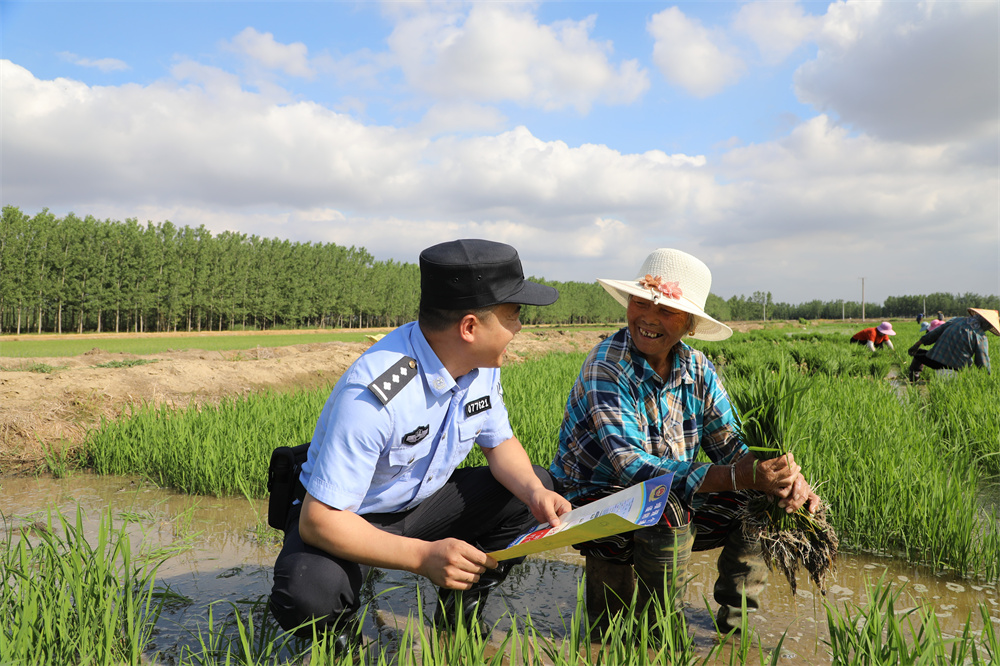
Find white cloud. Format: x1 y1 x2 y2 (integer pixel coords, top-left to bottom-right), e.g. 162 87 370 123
2 60 996 303
415 102 508 136
731 2 820 64
795 0 999 143
648 7 745 98
57 51 129 72
386 4 649 112
699 114 998 300
223 27 314 79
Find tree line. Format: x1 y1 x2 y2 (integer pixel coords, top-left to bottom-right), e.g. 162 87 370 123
1 207 996 335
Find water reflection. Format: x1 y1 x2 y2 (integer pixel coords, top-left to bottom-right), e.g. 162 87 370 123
2 473 997 663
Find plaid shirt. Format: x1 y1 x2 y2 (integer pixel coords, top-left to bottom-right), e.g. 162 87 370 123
549 327 746 509
923 316 991 374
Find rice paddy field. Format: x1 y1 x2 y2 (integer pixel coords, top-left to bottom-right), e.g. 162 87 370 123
2 320 999 664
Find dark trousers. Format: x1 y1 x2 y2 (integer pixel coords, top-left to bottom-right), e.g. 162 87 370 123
269 465 552 637
908 350 951 380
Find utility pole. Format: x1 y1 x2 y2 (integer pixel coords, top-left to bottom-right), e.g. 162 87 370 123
859 277 866 321
841 299 844 320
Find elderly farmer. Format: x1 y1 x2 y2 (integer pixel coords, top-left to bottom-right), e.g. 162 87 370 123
270 239 571 646
549 248 819 633
850 322 896 351
907 308 999 381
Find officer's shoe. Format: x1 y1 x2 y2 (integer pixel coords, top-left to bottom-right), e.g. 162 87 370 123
433 560 518 636
296 614 362 660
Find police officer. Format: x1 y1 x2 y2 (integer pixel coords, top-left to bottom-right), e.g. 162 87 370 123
269 239 572 645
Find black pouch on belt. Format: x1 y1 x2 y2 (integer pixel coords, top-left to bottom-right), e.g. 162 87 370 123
266 442 310 530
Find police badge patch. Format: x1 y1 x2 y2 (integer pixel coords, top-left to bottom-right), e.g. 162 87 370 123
402 425 429 445
464 395 491 417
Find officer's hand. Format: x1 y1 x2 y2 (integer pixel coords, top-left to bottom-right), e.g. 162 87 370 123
418 538 497 590
528 487 572 528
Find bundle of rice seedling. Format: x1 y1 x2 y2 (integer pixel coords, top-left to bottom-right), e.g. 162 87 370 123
729 366 838 595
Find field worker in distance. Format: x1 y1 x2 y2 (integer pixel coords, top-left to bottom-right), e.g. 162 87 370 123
917 313 931 333
549 248 820 634
850 321 896 351
907 307 999 382
928 311 947 332
269 239 571 648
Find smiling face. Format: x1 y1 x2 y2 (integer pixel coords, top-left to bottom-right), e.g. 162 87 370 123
474 303 523 368
626 295 694 375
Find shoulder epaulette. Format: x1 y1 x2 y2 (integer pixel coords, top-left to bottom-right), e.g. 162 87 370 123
367 356 418 405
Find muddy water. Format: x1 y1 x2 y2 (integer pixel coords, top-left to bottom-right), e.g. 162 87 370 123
2 474 998 664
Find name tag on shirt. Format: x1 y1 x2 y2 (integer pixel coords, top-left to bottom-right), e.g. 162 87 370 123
464 395 491 417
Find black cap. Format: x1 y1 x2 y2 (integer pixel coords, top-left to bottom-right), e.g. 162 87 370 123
419 239 559 310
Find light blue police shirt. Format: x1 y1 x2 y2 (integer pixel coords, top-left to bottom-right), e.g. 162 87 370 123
300 321 514 515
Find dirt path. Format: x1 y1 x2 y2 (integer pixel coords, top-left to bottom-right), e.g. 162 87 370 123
0 328 611 475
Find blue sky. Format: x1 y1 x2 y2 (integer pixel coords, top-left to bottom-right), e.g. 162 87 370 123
2 1 998 305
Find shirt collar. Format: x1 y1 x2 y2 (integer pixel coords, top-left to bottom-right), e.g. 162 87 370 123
409 324 478 397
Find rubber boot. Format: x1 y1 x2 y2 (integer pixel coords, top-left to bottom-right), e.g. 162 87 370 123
433 559 518 636
585 556 636 639
633 524 694 628
714 528 769 633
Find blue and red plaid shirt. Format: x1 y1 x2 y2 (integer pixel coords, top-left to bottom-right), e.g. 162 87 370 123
549 327 747 509
922 316 991 374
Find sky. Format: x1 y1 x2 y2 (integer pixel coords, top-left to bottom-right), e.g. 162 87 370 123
2 0 998 306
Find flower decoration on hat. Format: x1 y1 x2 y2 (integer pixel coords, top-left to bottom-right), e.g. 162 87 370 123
638 274 683 302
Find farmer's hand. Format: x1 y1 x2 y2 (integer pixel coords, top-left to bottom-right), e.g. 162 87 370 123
416 538 497 590
736 452 802 498
777 475 821 514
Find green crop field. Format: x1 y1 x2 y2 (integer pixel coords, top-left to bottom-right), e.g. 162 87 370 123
84 323 1000 579
5 323 999 664
0 330 380 358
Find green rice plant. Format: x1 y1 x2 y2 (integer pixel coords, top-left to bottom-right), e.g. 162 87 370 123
178 597 307 666
4 505 996 666
41 437 84 478
0 507 181 665
921 366 1000 477
790 374 1000 581
824 575 997 665
726 365 838 595
86 387 331 498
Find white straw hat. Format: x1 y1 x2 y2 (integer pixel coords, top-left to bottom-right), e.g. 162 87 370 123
598 248 733 341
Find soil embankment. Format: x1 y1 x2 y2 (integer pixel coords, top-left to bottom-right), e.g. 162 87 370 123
0 328 611 474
